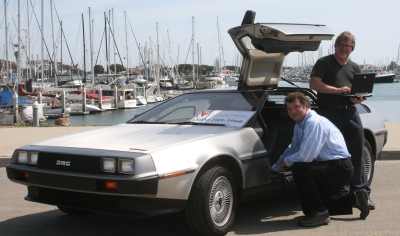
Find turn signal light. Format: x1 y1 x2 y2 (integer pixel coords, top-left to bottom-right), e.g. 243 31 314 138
104 180 118 191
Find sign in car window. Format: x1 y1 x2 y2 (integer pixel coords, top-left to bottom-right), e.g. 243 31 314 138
191 110 255 128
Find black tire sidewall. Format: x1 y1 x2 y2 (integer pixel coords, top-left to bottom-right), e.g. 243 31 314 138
186 166 238 236
363 140 375 186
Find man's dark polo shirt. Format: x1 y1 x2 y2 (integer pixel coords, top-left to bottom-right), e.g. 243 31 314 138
311 54 361 108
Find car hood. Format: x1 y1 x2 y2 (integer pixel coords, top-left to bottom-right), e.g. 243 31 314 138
32 123 237 153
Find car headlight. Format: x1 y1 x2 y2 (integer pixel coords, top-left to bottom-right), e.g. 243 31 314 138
15 151 39 165
29 152 39 165
102 158 116 173
119 159 135 174
17 151 29 164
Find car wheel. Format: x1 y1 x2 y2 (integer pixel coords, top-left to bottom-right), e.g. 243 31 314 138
57 205 91 216
185 166 237 236
363 140 375 186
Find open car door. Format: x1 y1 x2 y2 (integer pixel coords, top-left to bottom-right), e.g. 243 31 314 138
229 10 334 90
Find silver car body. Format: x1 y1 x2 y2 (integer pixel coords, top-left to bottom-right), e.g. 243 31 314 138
6 21 387 213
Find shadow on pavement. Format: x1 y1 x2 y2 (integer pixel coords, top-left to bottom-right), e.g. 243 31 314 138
0 210 190 236
232 196 302 235
0 195 303 235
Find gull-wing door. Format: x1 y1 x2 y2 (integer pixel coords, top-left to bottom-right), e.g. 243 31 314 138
229 10 334 90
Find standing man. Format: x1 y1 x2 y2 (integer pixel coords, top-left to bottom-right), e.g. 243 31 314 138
309 31 374 209
272 92 369 227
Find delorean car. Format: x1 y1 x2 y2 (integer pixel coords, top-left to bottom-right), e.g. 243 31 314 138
7 11 387 236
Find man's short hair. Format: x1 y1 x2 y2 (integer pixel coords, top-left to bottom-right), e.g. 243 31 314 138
285 92 310 108
334 31 356 50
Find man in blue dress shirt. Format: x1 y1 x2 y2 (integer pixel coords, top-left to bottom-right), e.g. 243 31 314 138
272 92 369 227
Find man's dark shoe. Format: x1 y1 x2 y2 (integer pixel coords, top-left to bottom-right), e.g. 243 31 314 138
298 211 330 227
368 198 376 210
354 190 369 220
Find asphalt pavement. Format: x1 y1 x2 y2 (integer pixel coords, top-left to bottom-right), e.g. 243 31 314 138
1 160 400 236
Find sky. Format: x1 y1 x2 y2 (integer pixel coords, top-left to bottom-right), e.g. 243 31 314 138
1 0 400 68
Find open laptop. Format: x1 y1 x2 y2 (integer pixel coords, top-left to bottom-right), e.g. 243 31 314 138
343 72 375 97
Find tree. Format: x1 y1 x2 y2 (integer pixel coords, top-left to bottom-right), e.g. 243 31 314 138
388 61 398 71
109 64 125 73
94 64 104 74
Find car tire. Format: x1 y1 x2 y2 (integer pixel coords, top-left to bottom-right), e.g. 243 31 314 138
185 166 238 236
363 140 375 186
57 205 91 216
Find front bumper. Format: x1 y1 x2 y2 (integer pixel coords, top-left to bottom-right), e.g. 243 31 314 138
26 186 186 215
6 164 186 215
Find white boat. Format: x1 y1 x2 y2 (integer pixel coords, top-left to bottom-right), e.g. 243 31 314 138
60 79 83 87
136 96 148 105
204 75 224 82
43 106 72 118
117 89 138 109
155 96 164 102
69 103 101 113
160 76 174 89
100 102 115 111
21 103 47 123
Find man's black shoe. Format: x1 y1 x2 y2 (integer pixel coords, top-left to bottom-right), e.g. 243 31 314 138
298 211 330 227
354 190 369 220
368 198 376 210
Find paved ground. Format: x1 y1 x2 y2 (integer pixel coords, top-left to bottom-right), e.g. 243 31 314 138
1 160 400 236
0 127 96 158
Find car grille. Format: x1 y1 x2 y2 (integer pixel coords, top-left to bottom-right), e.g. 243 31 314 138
37 152 101 174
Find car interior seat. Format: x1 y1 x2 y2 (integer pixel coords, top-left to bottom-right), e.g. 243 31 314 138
261 102 294 165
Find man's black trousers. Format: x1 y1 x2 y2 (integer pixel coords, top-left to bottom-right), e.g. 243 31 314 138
292 159 354 216
319 107 369 193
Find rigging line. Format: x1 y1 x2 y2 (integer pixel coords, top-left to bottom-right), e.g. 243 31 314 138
184 38 192 64
28 0 54 65
106 16 124 66
52 1 75 65
127 17 146 67
94 29 105 66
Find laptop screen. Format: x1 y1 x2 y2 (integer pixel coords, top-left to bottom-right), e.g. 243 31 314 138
351 73 375 94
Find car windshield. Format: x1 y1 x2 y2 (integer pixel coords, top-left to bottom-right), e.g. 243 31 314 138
128 92 259 128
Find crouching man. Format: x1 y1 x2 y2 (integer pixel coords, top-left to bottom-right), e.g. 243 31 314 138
272 92 369 227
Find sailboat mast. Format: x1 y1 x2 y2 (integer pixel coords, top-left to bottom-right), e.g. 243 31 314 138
104 12 109 75
197 42 200 82
82 13 87 84
88 7 94 85
156 22 160 95
124 11 129 75
397 43 400 65
50 0 57 85
4 0 9 80
191 16 195 88
40 0 44 85
26 0 31 80
60 20 62 76
216 16 225 73
17 0 21 83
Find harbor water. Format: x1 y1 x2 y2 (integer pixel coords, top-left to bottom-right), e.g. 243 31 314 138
67 82 400 126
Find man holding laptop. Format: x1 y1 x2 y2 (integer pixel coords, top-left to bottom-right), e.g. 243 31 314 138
309 31 375 209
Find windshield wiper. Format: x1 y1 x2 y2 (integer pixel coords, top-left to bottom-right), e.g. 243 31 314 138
171 121 226 126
